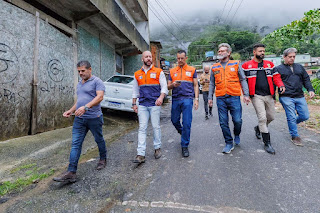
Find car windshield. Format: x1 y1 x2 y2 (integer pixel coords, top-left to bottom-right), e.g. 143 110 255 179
107 76 133 84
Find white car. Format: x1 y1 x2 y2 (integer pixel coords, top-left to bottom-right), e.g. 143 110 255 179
101 75 137 112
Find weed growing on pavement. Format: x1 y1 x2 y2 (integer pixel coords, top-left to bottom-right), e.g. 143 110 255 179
0 169 55 196
10 163 37 174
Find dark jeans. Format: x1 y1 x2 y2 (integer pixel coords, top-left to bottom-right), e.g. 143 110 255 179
171 98 193 147
68 115 107 172
203 91 212 115
216 96 242 144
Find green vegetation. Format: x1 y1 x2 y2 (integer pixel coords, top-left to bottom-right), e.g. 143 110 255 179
188 26 261 63
311 78 320 95
10 163 37 174
310 66 320 70
263 9 320 56
1 167 55 196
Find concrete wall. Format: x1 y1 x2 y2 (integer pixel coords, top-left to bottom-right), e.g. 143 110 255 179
36 20 75 133
77 27 116 81
0 0 35 140
0 1 144 141
123 55 142 75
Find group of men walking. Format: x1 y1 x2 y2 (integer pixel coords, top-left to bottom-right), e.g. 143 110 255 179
53 42 315 182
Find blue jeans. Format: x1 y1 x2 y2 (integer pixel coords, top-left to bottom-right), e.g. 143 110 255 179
68 115 107 172
279 96 309 138
216 96 242 144
171 98 193 147
137 105 161 156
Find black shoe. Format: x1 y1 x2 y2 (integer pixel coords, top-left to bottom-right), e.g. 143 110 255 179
262 133 275 155
205 115 209 120
254 126 262 139
182 147 189 157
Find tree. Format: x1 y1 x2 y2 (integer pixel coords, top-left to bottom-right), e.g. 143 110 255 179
262 9 320 56
188 29 261 63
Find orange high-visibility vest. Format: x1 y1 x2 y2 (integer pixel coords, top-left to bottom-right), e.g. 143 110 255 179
170 64 196 99
211 60 242 97
134 66 162 106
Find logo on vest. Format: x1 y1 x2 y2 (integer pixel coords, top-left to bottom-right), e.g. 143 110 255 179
230 68 235 71
186 71 191 77
139 76 143 79
150 73 156 79
174 73 178 77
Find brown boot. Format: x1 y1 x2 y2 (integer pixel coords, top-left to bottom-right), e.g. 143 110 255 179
154 148 162 159
96 159 107 170
53 171 76 183
292 136 303 146
133 155 145 164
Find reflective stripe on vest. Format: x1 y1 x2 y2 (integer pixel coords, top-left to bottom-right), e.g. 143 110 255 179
170 64 196 99
134 67 162 106
211 60 241 97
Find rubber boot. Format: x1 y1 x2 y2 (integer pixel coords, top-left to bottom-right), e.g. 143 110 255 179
262 133 275 155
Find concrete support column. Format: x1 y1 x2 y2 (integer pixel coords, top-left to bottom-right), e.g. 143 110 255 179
72 22 78 103
30 11 40 135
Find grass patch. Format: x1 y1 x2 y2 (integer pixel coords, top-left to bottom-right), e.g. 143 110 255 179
0 169 55 196
10 163 37 174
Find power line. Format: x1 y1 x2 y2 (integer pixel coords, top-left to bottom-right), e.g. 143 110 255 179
229 0 244 24
162 0 184 26
146 0 187 49
225 0 236 22
153 0 190 39
219 0 229 22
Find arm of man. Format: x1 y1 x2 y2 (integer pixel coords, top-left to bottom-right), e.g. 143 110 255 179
167 73 180 90
193 77 199 110
208 70 215 107
132 77 139 113
272 67 285 94
63 102 77 117
238 65 251 105
301 65 315 98
155 71 169 106
74 90 104 116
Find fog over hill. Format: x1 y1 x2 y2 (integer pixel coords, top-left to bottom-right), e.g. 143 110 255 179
148 0 319 52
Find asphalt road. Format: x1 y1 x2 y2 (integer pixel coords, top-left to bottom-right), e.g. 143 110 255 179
110 95 320 213
4 95 320 213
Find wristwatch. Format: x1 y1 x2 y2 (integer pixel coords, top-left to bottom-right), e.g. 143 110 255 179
132 103 136 106
195 98 199 101
84 105 89 111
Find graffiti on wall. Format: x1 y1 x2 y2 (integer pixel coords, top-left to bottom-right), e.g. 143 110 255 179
47 59 64 82
39 59 74 96
0 88 26 104
0 43 19 84
0 42 26 105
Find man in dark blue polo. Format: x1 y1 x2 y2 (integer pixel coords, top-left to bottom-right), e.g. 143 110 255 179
53 60 107 183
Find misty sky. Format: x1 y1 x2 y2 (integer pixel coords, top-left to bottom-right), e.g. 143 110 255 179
148 0 319 32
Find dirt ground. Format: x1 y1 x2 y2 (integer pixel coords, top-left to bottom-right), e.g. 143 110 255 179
275 94 320 134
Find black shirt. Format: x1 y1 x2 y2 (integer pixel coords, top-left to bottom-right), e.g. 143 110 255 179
255 62 271 96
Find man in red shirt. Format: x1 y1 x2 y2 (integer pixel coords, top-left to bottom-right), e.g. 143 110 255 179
242 43 285 154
